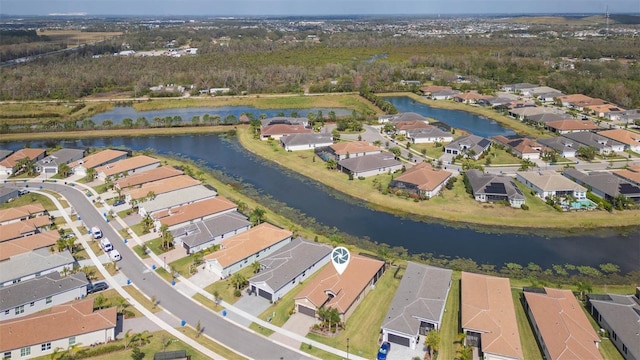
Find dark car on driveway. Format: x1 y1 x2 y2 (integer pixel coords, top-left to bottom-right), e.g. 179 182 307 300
87 282 109 294
113 199 126 207
377 341 390 360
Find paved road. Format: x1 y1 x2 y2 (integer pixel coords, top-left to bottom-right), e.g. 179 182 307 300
31 182 312 360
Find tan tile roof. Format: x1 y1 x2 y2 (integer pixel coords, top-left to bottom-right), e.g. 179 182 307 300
295 254 384 314
586 104 624 113
115 166 183 189
613 165 640 185
393 162 452 191
598 129 640 146
204 223 292 268
70 149 128 169
517 170 586 193
261 124 312 136
454 92 492 101
524 289 602 360
125 175 200 200
0 298 117 352
558 94 594 104
394 120 430 131
545 119 600 131
420 85 452 94
329 141 380 155
0 203 46 224
0 217 52 242
0 230 58 261
461 272 524 360
152 196 237 227
0 148 45 168
95 155 159 177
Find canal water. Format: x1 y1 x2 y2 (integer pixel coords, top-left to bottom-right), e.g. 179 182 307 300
4 135 639 273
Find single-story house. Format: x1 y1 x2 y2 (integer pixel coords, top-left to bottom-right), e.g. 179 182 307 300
523 288 602 360
35 148 86 176
95 155 160 181
501 83 538 93
585 104 625 118
0 149 46 176
406 126 453 144
524 113 567 126
536 91 565 103
0 203 47 226
381 263 452 349
562 132 625 155
586 289 640 360
509 106 554 121
558 94 609 111
452 91 492 104
70 149 128 177
444 135 492 160
260 117 307 128
478 96 518 108
516 170 587 200
0 230 59 261
419 85 452 96
327 141 381 161
0 248 75 287
0 272 88 320
136 185 217 217
461 272 524 360
544 119 600 134
125 175 201 203
0 216 52 243
598 129 640 152
430 89 461 100
249 238 332 302
294 254 385 322
389 162 452 199
0 150 13 162
0 298 117 359
465 169 526 208
389 112 429 123
151 196 237 232
260 124 312 140
538 137 577 158
612 164 640 187
604 109 640 124
562 168 640 204
280 133 333 152
337 152 402 178
204 223 292 278
115 166 183 190
0 187 19 204
393 120 430 135
492 135 545 160
175 212 251 255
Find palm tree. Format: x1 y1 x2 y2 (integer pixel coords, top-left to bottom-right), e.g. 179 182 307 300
575 281 593 301
251 261 261 274
249 207 266 225
58 163 71 178
84 168 96 182
425 329 441 360
230 273 247 290
160 224 173 250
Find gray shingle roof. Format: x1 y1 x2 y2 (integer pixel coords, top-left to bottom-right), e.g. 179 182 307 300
538 137 577 154
0 248 75 284
587 293 640 360
466 169 525 201
382 263 452 336
562 168 640 199
406 127 451 140
390 112 428 122
249 238 332 293
0 272 88 311
445 135 492 156
36 148 85 169
140 185 217 214
260 117 306 127
562 132 625 151
280 133 332 147
0 150 13 161
176 212 251 248
338 152 401 173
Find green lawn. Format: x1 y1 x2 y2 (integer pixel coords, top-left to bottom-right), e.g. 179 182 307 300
169 253 202 278
411 142 448 159
86 289 142 318
511 289 543 360
439 274 460 360
203 266 256 305
0 192 56 211
145 237 172 255
300 342 345 360
122 285 162 313
132 244 150 258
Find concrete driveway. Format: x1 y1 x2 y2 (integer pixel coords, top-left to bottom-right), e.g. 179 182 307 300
270 312 316 350
226 294 271 327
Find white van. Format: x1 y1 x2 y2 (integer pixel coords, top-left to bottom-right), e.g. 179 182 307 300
99 238 113 252
91 226 103 239
109 249 121 262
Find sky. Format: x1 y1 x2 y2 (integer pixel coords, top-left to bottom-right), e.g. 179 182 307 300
1 0 639 16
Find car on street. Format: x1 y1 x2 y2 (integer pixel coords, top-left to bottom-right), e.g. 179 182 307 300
91 226 103 239
18 188 29 196
377 341 390 360
109 249 122 262
87 282 108 294
113 199 125 206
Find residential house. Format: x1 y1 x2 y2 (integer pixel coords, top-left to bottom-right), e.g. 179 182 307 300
0 187 19 204
0 230 59 261
613 165 640 187
294 254 385 321
558 94 609 111
381 263 452 349
204 223 292 278
536 91 565 103
136 185 217 217
452 91 492 104
0 272 88 320
125 175 201 203
605 109 640 124
249 238 332 302
0 150 13 162
153 350 189 360
393 120 430 135
461 272 524 360
151 196 237 232
509 106 556 121
389 162 452 199
0 149 46 176
525 113 568 127
406 126 453 144
538 137 577 158
444 135 492 160
524 288 603 360
70 149 128 177
337 152 402 178
478 96 518 108
0 216 52 242
598 129 640 152
260 124 312 140
0 298 117 359
389 112 429 123
35 149 86 177
544 119 600 134
516 170 587 200
95 155 160 181
430 89 461 100
419 85 452 96
562 132 625 155
260 117 307 128
465 169 526 208
327 141 381 161
587 289 640 360
586 104 625 118
280 133 333 152
115 166 183 190
492 135 545 160
0 203 47 226
400 80 422 86
562 168 640 204
0 248 75 287
501 83 538 93
176 212 251 255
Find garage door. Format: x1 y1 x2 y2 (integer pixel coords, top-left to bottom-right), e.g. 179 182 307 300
297 305 316 317
258 288 272 301
388 333 410 347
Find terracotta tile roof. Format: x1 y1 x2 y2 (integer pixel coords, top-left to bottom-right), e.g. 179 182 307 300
204 223 292 268
394 120 430 131
70 149 128 169
329 141 380 155
116 166 183 189
95 155 159 177
598 129 640 146
613 165 640 185
461 272 524 360
0 298 117 352
261 124 312 136
0 216 52 242
492 136 545 155
0 230 59 261
152 196 237 227
545 119 600 131
524 289 602 360
393 162 452 191
558 94 594 104
0 148 45 168
0 203 46 224
125 175 200 200
586 104 625 114
295 254 384 315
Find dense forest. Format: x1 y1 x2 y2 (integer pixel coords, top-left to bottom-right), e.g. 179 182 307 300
1 27 639 107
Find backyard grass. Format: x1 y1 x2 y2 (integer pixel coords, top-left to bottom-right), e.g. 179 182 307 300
511 289 544 360
122 285 162 313
438 274 460 360
306 268 401 360
202 267 256 305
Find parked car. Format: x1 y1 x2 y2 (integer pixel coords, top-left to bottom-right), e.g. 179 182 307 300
91 226 103 239
18 188 29 196
87 282 108 294
62 233 76 240
113 199 125 207
99 238 113 252
377 342 390 360
109 249 121 262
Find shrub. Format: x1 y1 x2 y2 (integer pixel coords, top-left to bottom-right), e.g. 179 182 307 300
234 289 241 297
358 176 365 180
521 204 529 210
